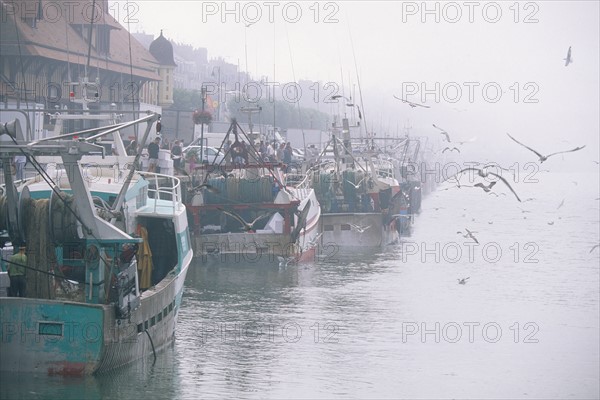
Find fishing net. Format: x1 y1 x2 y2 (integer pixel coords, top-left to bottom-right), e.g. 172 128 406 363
23 198 57 299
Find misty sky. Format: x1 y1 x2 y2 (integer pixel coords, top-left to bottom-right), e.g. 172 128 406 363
116 1 599 168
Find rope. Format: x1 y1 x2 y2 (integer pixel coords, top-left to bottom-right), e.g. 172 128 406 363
1 257 78 283
145 330 157 365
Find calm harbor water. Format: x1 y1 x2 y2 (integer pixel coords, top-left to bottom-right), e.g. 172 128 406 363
1 171 599 399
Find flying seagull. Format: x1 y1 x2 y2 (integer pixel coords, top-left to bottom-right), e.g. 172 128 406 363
481 163 516 180
474 181 497 193
506 133 585 163
218 208 272 232
590 244 599 253
449 168 522 202
564 46 572 66
345 177 366 189
393 95 430 108
457 228 479 244
349 223 371 233
457 277 470 285
433 124 451 142
442 147 460 154
557 198 565 209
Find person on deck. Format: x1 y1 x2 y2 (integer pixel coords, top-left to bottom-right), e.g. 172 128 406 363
266 142 276 162
14 154 26 181
283 142 293 172
126 139 138 156
8 246 27 297
171 140 182 172
147 137 161 172
224 140 232 164
276 142 285 163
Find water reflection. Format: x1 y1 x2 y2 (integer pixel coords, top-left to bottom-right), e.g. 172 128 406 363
1 171 598 399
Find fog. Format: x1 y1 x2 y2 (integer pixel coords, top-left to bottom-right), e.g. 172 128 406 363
124 1 599 169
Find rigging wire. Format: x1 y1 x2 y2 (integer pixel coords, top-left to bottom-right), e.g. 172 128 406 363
85 0 97 78
11 7 30 114
284 24 307 156
126 5 138 140
346 14 368 138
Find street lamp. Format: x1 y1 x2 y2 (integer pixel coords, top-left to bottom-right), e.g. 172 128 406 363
199 86 207 163
330 95 362 123
211 66 221 122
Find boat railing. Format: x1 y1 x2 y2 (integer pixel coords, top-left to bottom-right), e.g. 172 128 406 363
373 158 396 179
138 171 183 214
286 172 309 189
287 162 324 190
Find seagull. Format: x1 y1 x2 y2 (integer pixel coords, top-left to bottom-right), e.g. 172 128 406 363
457 277 470 285
457 228 479 244
307 232 323 248
349 224 371 233
393 95 430 108
506 133 585 163
547 221 555 225
564 46 572 66
456 137 477 145
482 163 516 179
345 177 366 189
449 168 522 202
439 185 468 191
474 181 497 193
442 147 461 154
277 255 297 267
590 244 599 253
593 161 599 165
557 199 565 209
190 183 220 194
217 208 273 232
433 124 451 142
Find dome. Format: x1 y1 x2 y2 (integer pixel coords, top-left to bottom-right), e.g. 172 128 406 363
149 30 177 67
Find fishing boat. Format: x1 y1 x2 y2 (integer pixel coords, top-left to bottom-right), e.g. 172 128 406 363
309 117 409 249
185 119 321 264
0 113 193 375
